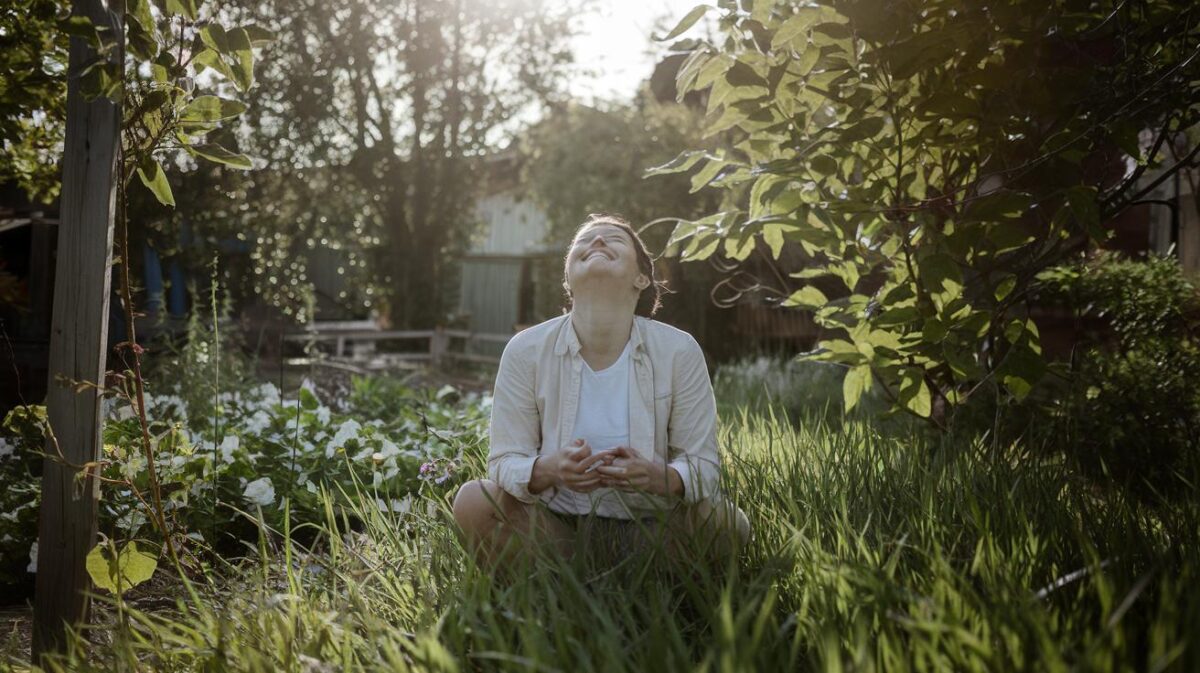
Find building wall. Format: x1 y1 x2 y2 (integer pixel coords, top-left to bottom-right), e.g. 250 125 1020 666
470 193 554 257
458 192 559 350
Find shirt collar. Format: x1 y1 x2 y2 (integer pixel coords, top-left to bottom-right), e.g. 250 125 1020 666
554 312 646 358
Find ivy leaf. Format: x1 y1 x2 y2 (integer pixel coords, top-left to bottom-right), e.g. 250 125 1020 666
137 157 175 207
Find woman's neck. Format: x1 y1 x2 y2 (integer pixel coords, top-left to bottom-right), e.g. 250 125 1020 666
570 302 635 360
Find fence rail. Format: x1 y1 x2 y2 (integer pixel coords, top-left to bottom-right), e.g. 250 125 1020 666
281 325 512 369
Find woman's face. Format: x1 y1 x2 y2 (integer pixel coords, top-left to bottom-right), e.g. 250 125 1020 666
565 224 648 297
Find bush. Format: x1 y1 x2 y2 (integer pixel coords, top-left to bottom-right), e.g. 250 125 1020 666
1035 252 1200 494
0 375 491 595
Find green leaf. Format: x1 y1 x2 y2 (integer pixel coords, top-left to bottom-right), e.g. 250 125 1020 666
689 155 729 193
645 150 709 177
843 364 871 412
657 5 710 41
241 24 274 46
164 0 199 21
964 190 1031 222
225 27 254 90
994 274 1016 302
898 370 931 417
770 8 820 50
762 222 791 258
58 15 102 46
840 116 886 142
188 143 252 169
918 253 962 296
180 95 247 123
809 154 838 176
128 0 154 32
782 285 827 309
86 542 158 594
299 386 319 410
1065 185 1102 239
126 15 158 61
137 157 175 207
997 342 1046 400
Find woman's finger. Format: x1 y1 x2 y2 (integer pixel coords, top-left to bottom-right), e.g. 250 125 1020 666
594 465 627 477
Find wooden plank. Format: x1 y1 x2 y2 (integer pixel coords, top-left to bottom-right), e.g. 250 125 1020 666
33 0 121 658
445 352 502 365
442 329 512 343
282 329 435 342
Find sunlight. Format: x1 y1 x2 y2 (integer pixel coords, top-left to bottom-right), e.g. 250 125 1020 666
568 0 706 102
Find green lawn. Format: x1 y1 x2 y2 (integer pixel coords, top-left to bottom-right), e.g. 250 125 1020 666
20 399 1199 673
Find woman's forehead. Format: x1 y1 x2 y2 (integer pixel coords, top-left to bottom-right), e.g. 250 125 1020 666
575 222 631 242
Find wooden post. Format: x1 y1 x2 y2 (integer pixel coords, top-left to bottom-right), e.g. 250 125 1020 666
32 0 121 657
430 325 449 369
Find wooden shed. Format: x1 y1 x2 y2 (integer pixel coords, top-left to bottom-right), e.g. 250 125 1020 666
457 190 561 355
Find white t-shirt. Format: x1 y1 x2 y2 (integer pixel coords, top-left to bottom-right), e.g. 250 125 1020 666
570 339 632 453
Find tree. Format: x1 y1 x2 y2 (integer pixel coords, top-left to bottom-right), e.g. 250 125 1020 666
209 0 578 328
0 0 69 202
655 0 1200 427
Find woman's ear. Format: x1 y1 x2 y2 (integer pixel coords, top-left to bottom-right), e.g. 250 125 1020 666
634 274 650 291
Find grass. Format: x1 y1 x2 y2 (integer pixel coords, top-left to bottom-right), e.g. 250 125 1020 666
10 403 1200 672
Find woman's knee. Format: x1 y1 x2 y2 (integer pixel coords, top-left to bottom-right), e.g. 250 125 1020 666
677 497 751 547
453 479 505 530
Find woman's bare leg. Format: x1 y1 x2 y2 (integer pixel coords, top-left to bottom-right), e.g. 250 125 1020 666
452 479 574 570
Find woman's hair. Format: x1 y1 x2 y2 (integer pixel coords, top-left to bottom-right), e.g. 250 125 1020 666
562 213 666 317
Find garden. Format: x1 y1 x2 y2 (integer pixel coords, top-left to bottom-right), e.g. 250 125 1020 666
2 0 1200 670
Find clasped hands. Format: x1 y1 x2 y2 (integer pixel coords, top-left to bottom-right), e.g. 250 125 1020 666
536 439 683 497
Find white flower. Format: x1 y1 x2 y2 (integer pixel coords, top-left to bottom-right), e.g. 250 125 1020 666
315 406 331 425
244 410 272 435
243 477 276 507
253 382 281 405
219 435 240 463
376 438 401 459
327 419 361 457
27 542 37 573
375 496 411 513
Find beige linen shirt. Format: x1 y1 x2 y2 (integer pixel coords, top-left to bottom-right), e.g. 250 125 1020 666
487 312 721 519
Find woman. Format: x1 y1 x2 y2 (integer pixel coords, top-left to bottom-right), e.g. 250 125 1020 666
452 214 749 568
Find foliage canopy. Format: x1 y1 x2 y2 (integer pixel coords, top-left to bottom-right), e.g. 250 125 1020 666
656 0 1200 426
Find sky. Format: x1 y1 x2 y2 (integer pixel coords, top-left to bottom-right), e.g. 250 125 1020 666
566 0 707 103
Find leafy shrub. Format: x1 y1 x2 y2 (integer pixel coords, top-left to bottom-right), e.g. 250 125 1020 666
1035 253 1200 493
0 376 491 593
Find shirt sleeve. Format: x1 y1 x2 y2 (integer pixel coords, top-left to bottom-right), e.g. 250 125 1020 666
666 336 720 503
486 337 543 503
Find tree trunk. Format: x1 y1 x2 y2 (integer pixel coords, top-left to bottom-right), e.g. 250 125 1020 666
32 0 121 658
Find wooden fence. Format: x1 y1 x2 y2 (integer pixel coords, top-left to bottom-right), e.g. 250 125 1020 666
281 323 512 372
